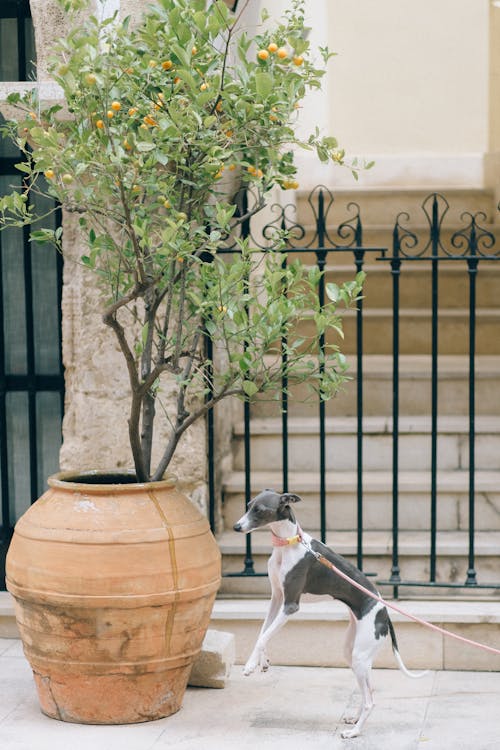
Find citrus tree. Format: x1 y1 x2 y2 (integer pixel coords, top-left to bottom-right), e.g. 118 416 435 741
0 0 365 483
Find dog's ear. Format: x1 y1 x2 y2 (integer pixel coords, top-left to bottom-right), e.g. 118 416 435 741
280 492 302 506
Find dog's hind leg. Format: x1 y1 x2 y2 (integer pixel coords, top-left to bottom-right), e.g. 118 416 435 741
341 655 374 739
341 611 362 727
343 610 357 668
341 607 388 738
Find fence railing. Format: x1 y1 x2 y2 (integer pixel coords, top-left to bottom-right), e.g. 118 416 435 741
208 186 500 597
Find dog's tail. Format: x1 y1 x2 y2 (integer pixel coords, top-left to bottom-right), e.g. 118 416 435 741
388 618 429 678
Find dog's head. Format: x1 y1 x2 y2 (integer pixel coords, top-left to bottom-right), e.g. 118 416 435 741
233 489 302 533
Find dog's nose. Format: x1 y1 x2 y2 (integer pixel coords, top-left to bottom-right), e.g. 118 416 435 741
233 522 242 532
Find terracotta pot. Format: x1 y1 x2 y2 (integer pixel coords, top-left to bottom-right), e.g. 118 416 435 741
6 471 221 724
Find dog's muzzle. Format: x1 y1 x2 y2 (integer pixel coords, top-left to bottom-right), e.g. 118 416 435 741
233 517 253 533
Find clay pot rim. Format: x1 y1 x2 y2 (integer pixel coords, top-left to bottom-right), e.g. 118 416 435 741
48 470 178 494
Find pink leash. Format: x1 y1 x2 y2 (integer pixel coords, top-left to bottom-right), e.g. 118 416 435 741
298 537 500 657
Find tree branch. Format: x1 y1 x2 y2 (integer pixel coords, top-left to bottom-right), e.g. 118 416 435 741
102 286 148 479
150 383 242 482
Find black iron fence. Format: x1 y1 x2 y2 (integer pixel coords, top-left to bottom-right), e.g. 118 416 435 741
208 186 500 597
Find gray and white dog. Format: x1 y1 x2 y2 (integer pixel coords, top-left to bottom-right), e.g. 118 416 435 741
233 488 425 739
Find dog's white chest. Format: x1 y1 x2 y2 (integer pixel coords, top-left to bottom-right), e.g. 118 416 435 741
269 544 308 579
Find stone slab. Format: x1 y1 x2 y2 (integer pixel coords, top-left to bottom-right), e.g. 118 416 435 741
188 629 235 689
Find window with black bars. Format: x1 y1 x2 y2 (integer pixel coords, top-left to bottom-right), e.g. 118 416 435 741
0 2 64 588
0 0 35 82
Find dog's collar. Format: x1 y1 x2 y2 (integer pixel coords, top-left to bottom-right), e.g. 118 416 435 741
271 525 303 547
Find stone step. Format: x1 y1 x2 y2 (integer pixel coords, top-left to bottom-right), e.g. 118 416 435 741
231 416 500 472
217 529 500 600
211 598 500 671
223 469 500 532
248 355 500 417
295 306 500 355
3 592 500 670
294 187 497 226
318 261 500 309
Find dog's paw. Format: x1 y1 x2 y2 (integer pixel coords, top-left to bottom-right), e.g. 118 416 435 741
244 647 270 676
260 654 270 672
341 726 361 739
342 715 359 725
243 658 258 676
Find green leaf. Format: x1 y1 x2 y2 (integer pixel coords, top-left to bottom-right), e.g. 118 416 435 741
193 11 206 31
288 35 309 56
213 0 230 24
323 136 338 149
14 161 32 174
326 282 340 303
173 68 197 92
30 228 58 245
6 92 21 104
242 380 258 398
175 23 191 45
171 42 190 68
255 71 274 99
239 355 250 373
204 319 217 337
329 323 344 339
136 141 155 152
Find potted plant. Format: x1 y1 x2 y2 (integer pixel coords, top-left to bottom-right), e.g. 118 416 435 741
0 0 364 725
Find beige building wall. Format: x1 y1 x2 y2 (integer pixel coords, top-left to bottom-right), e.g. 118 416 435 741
329 0 489 153
290 0 493 189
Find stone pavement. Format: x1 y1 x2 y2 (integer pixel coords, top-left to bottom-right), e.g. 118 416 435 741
1 637 499 750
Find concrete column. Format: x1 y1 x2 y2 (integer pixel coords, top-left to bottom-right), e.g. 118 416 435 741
29 1 99 80
29 0 68 81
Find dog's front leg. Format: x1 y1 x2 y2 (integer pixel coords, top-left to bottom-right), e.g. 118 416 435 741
243 554 283 675
244 564 283 675
243 607 292 676
254 597 283 672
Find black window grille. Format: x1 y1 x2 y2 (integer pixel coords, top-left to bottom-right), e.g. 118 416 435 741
0 0 35 82
0 3 64 588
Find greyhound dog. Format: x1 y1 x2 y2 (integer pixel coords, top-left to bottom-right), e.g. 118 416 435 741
233 489 425 739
